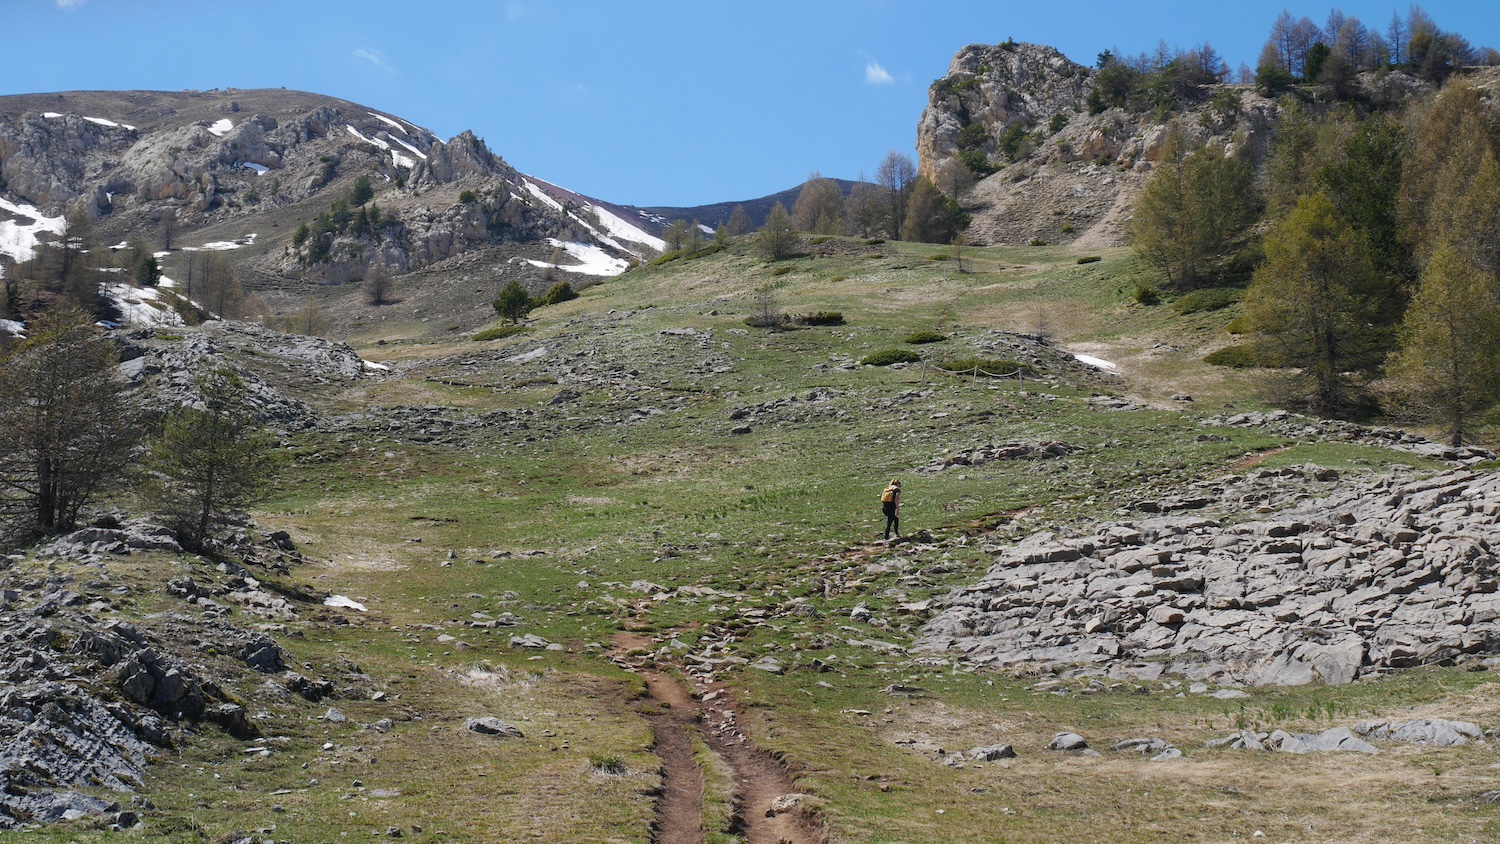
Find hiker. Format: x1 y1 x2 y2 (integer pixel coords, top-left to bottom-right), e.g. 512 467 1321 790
881 478 902 539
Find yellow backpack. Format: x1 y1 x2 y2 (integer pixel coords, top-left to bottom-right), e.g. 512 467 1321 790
881 487 897 503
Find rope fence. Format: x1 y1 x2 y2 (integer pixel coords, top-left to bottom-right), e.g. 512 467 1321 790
918 360 1028 388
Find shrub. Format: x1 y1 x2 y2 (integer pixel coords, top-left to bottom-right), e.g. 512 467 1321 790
1134 285 1161 306
861 349 922 366
809 235 833 245
1204 344 1260 367
458 189 478 204
937 357 1022 377
1226 315 1252 334
1172 287 1241 315
770 266 793 276
1060 222 1075 233
829 275 848 282
796 311 845 326
904 330 948 344
541 282 578 305
1076 256 1101 264
1049 112 1069 134
473 325 532 341
1029 238 1048 247
864 238 885 246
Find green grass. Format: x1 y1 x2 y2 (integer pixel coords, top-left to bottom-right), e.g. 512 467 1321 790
37 237 1499 842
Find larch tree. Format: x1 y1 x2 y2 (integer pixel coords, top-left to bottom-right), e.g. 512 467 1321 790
1385 243 1500 446
754 203 800 261
1244 192 1387 413
876 151 917 238
791 175 846 236
1130 127 1255 288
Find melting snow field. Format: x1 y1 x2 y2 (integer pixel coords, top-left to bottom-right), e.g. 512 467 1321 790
1074 353 1118 370
346 124 417 169
527 239 630 277
0 319 24 338
207 118 234 137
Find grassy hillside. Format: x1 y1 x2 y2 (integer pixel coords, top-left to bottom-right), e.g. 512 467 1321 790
25 238 1500 843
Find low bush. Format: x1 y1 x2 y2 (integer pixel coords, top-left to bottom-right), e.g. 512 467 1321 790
809 235 833 245
473 325 532 341
937 357 1022 377
1061 222 1075 233
863 238 885 246
770 266 793 276
796 311 845 326
541 282 578 305
904 330 947 344
1172 287 1241 315
861 349 922 366
1226 315 1252 334
1134 285 1161 306
1029 238 1048 246
1076 256 1101 264
458 189 478 204
1204 344 1260 367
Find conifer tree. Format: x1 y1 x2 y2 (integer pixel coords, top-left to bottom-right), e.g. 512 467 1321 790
754 203 800 261
1245 192 1386 413
144 369 281 552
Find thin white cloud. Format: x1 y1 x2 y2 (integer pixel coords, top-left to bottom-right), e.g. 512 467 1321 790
352 48 392 73
865 60 894 85
55 0 87 8
507 3 526 20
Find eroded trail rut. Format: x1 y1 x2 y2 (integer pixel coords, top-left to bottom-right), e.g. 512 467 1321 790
615 633 824 844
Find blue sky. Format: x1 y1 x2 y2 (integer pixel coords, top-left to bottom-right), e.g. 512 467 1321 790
5 1 1497 206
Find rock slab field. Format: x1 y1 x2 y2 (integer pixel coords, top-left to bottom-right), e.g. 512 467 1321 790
919 467 1500 686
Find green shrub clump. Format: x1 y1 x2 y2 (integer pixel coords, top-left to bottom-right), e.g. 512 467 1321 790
1029 238 1048 247
864 238 885 246
937 357 1022 377
1134 285 1161 306
1076 256 1101 264
1204 344 1260 367
473 325 533 342
770 266 793 276
796 311 845 326
1171 287 1241 315
862 349 922 366
541 282 578 305
904 330 948 344
458 189 478 204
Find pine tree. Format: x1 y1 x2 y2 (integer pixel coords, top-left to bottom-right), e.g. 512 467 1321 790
0 309 143 544
144 369 281 552
493 281 533 323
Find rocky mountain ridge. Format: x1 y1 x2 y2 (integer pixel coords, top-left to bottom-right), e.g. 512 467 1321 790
0 89 665 298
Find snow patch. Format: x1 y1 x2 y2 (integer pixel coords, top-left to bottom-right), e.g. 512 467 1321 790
324 595 367 612
391 135 427 160
391 150 415 169
0 197 67 267
242 162 269 174
346 124 389 150
523 180 563 212
82 116 134 130
0 319 24 338
1074 353 1117 370
182 234 258 252
207 118 234 137
526 239 630 277
43 112 62 119
368 113 409 135
588 203 666 253
101 282 186 328
362 360 390 372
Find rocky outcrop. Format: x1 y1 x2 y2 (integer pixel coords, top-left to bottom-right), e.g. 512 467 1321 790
918 467 1500 686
